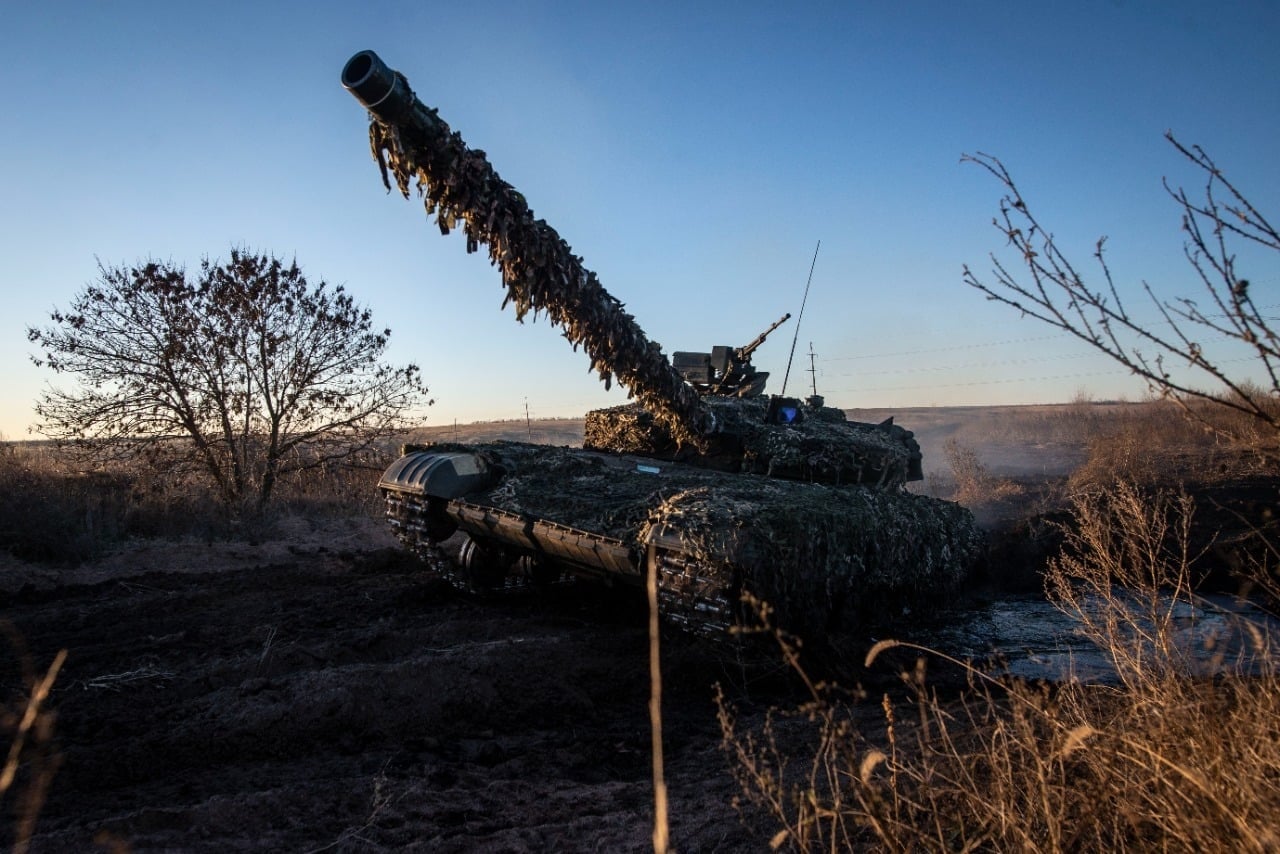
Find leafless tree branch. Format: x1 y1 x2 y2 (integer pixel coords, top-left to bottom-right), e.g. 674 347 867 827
962 135 1279 459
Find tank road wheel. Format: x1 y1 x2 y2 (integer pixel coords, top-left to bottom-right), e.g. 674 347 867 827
514 554 566 589
422 497 458 542
457 535 511 593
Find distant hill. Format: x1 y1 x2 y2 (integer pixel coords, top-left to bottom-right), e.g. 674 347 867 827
405 418 585 448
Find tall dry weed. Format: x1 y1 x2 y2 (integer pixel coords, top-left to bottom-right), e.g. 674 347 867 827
1 628 65 854
719 483 1280 851
0 441 392 562
1068 399 1278 493
939 438 1023 505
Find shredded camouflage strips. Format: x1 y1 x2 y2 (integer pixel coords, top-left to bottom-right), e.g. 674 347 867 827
450 442 982 636
640 481 983 638
585 397 922 487
362 76 708 448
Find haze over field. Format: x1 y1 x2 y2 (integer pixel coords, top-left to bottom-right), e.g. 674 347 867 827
3 1 1278 439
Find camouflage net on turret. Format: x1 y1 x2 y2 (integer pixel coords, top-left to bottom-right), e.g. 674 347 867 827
448 442 982 636
585 397 918 486
362 80 707 447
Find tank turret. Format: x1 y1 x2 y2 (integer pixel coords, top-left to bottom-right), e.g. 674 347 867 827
342 50 979 642
585 311 924 486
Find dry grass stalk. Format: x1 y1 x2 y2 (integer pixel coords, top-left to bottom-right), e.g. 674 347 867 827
2 635 66 854
647 549 670 854
719 483 1280 851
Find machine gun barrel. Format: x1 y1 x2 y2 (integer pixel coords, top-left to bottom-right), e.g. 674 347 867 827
735 312 791 361
341 50 713 444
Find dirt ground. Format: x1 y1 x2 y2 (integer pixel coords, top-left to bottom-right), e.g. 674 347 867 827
5 405 1276 851
3 517 776 852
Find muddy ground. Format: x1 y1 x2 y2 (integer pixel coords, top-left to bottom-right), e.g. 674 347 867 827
2 516 794 851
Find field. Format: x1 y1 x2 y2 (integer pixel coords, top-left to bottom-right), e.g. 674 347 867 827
3 402 1278 851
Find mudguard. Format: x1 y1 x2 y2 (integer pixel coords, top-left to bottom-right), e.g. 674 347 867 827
378 451 496 499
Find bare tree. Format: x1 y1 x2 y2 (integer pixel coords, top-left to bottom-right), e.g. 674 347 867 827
962 133 1279 455
28 249 431 511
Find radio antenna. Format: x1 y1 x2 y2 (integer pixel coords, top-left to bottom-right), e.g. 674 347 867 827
781 240 820 395
807 342 819 396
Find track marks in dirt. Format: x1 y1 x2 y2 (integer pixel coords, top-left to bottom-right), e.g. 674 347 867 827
10 550 752 851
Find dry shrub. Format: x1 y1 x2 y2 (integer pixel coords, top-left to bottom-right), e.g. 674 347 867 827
719 482 1280 851
268 452 390 520
0 442 242 562
0 444 149 563
940 438 1023 504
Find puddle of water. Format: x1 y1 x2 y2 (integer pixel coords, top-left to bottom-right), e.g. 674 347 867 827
908 592 1280 683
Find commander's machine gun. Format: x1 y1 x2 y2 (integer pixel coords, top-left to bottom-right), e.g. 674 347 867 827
671 312 791 398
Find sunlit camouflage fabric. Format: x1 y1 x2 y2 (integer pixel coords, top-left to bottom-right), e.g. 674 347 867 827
640 479 983 637
444 441 982 635
585 397 921 487
363 79 709 447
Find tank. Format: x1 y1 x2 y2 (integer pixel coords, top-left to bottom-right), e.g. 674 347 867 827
341 50 982 640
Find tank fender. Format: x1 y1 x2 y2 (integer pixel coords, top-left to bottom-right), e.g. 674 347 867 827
378 451 497 499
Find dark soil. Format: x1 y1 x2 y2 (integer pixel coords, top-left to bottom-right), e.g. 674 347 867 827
5 469 1276 851
1 519 770 852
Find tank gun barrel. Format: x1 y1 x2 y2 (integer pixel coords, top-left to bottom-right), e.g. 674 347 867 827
735 312 791 362
341 50 712 444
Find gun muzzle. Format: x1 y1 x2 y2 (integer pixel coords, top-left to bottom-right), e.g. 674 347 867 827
342 50 412 119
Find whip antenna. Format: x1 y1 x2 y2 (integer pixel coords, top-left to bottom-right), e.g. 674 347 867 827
781 240 820 395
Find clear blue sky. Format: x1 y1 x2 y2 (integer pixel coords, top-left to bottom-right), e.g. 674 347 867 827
3 1 1277 438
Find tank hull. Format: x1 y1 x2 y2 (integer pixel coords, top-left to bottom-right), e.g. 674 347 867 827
380 442 982 638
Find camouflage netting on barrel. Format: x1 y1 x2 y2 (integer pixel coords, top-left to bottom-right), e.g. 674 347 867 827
584 398 915 486
639 481 984 638
359 76 709 447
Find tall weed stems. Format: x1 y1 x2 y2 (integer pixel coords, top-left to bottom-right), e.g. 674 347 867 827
0 440 390 563
718 483 1280 851
1 626 66 854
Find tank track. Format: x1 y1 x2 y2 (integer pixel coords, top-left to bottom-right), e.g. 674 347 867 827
383 488 738 638
649 547 736 639
383 490 569 592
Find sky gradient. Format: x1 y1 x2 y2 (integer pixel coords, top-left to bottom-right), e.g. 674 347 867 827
4 1 1278 439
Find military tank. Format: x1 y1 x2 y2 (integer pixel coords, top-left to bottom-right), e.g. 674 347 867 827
341 50 982 640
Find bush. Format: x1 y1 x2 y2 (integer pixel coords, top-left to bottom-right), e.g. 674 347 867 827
939 438 1023 505
964 136 1280 462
